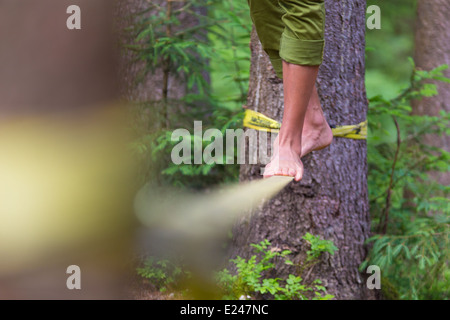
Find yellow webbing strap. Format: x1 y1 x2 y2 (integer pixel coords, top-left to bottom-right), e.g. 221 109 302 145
243 109 367 140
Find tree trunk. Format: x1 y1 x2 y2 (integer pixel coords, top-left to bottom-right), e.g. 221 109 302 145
0 1 132 299
117 0 183 102
117 0 206 103
117 0 209 185
231 0 376 300
412 0 450 186
0 0 118 115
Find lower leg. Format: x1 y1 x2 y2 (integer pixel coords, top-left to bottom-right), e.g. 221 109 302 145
301 85 333 157
271 85 333 156
263 61 319 181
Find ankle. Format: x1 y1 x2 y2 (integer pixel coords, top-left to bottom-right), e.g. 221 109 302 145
277 139 302 156
305 104 326 128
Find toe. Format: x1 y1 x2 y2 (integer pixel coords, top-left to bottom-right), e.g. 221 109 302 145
263 168 274 179
288 168 296 177
275 167 284 176
294 165 303 181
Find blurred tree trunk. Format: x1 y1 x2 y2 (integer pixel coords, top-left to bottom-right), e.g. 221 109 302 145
412 0 450 186
117 0 189 103
0 0 131 299
117 0 209 184
117 0 209 105
231 0 377 300
0 0 117 115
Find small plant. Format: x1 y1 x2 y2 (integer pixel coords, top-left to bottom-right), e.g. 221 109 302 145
363 61 450 300
303 233 339 262
136 257 191 293
126 0 251 188
216 237 337 300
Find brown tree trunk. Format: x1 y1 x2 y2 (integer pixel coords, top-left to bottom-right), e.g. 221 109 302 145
117 0 208 185
0 1 132 299
117 0 183 102
0 0 118 115
231 0 376 300
412 0 450 186
117 0 205 104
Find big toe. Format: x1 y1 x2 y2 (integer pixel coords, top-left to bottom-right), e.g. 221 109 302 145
294 166 303 181
263 166 275 178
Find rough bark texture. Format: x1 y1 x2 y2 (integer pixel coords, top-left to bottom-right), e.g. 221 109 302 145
231 0 377 300
412 0 450 186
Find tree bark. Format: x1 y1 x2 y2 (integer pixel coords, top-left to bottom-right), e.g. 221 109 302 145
412 0 450 186
231 0 377 300
117 0 206 103
117 0 182 102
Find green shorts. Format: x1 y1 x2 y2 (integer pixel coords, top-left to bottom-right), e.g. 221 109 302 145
248 0 326 78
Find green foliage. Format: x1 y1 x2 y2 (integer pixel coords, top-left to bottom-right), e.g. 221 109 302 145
127 0 251 188
128 1 450 300
129 1 215 91
136 257 191 293
364 61 450 300
365 0 417 99
303 233 339 262
216 238 336 300
157 109 244 182
208 0 252 110
380 277 400 300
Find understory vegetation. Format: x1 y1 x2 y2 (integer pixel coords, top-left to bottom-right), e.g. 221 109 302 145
127 0 449 300
138 236 337 300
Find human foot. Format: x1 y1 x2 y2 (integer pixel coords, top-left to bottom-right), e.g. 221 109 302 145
262 62 320 182
300 112 333 157
271 87 333 158
270 120 332 158
270 112 332 158
263 145 304 181
300 85 333 156
263 104 332 181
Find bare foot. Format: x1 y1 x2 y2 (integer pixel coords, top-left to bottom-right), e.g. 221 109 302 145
263 145 304 182
269 111 332 158
300 106 333 157
263 97 332 182
262 67 328 182
300 86 333 156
